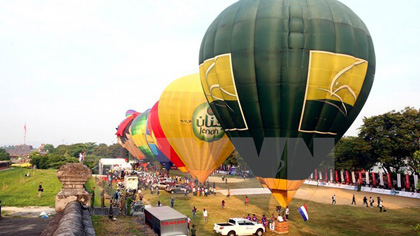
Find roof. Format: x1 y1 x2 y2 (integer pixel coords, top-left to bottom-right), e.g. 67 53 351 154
146 206 187 221
99 158 127 165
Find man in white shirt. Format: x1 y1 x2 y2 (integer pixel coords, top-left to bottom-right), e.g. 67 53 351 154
285 206 289 220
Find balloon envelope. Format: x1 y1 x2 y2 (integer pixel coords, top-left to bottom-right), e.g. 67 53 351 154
159 74 234 183
148 101 188 173
199 0 375 206
131 110 155 158
145 108 174 171
116 111 146 160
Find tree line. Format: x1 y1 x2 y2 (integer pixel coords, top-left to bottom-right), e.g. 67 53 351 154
29 142 125 170
335 107 420 175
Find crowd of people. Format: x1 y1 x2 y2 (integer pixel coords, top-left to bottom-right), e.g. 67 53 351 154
332 194 386 212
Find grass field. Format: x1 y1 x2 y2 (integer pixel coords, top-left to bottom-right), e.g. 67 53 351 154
0 167 102 207
140 171 420 236
1 168 419 235
92 215 148 236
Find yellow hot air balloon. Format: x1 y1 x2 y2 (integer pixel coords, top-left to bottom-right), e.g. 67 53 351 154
159 74 234 183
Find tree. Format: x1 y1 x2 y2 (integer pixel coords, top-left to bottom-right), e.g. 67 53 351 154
334 136 375 171
43 144 55 153
359 107 420 173
0 148 10 161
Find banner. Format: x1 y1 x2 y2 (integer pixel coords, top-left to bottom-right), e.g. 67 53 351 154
351 171 356 184
310 173 313 179
346 171 350 184
406 174 410 190
414 175 419 190
366 171 370 185
319 171 322 180
387 173 392 189
340 170 344 183
379 173 384 186
358 172 363 184
335 170 339 183
372 172 376 186
325 170 328 181
397 173 401 188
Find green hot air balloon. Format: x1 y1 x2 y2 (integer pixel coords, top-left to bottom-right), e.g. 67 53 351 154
199 0 375 206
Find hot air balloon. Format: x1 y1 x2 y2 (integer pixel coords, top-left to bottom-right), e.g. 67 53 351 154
148 101 188 173
145 106 174 171
199 0 375 206
159 74 234 183
131 110 155 158
116 111 146 160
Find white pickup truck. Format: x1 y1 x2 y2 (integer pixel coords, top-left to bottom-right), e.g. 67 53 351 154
214 218 265 236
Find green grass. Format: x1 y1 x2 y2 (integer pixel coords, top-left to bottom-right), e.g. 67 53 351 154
92 215 146 236
0 167 106 207
141 184 420 236
0 168 61 207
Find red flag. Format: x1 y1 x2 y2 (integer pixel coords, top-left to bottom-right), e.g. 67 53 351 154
314 169 318 180
335 170 339 183
406 174 410 190
387 173 392 189
358 172 363 184
372 172 376 186
346 171 350 184
324 170 328 181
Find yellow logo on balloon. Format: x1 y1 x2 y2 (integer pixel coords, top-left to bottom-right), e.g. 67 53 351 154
199 53 248 131
299 50 368 135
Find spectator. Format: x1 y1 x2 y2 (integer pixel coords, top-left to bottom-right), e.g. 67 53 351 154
171 197 174 208
192 206 197 218
222 200 225 209
191 224 197 236
369 197 374 208
245 196 249 206
363 196 368 207
285 206 289 220
252 214 257 222
351 194 356 205
38 182 43 198
332 194 336 205
227 189 230 198
277 213 284 222
246 214 251 220
379 200 383 212
203 208 208 223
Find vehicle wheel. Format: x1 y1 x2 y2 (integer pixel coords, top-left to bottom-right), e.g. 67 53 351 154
227 231 236 236
256 229 263 236
171 190 174 194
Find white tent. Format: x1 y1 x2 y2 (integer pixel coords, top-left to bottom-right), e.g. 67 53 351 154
98 158 128 175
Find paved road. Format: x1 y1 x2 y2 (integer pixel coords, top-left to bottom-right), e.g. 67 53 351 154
0 217 51 236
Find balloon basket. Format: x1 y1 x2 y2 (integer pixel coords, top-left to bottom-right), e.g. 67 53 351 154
273 221 289 234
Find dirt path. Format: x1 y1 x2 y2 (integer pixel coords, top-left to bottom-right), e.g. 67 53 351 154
2 206 55 218
295 184 420 209
207 176 245 183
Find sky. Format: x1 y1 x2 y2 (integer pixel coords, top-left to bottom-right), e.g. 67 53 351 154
0 0 419 148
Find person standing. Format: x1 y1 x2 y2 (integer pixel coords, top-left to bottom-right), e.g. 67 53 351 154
171 197 174 208
91 187 96 208
225 178 228 184
285 206 289 220
221 200 225 209
192 206 197 218
227 189 230 198
246 214 251 220
187 216 191 231
261 215 267 230
190 224 197 236
245 196 249 206
377 197 380 208
351 194 356 205
101 188 105 207
252 214 257 222
369 197 374 208
379 200 383 212
363 196 368 207
332 194 336 205
203 208 208 223
38 182 44 198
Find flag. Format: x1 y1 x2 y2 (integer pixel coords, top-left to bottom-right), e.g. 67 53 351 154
24 123 26 132
298 204 309 221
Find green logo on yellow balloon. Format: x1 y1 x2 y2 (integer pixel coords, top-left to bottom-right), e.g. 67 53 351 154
192 103 224 142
